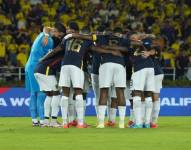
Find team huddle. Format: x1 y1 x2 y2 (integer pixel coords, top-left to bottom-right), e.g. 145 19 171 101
25 21 164 129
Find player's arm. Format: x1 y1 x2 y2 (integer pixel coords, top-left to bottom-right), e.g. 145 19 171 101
100 45 129 53
90 46 123 57
40 44 63 62
40 33 68 62
129 33 155 42
141 49 156 58
64 33 97 41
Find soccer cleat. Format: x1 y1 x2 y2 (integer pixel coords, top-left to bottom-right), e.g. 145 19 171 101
32 122 39 127
130 124 143 128
76 124 88 128
143 124 150 128
63 124 69 129
68 120 78 127
41 121 50 127
105 121 116 127
84 122 91 128
49 122 61 128
39 123 48 128
150 122 158 128
96 123 105 128
128 120 134 127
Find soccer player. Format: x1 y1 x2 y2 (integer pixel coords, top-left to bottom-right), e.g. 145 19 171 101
150 38 164 128
106 48 134 127
90 25 106 117
96 27 131 128
34 50 63 127
34 25 66 127
130 37 156 128
25 23 65 126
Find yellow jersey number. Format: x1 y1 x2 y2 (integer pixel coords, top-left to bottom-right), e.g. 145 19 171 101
68 39 83 53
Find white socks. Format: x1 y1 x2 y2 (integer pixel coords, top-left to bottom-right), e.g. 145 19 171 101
60 96 69 124
141 101 146 123
44 96 52 118
109 108 117 122
151 100 160 123
51 95 61 118
68 99 75 122
98 105 107 125
133 96 142 125
144 97 153 125
75 95 84 125
118 106 126 125
84 100 86 117
129 108 134 122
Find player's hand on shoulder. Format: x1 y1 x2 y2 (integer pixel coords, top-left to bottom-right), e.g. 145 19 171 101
141 51 150 58
64 34 73 40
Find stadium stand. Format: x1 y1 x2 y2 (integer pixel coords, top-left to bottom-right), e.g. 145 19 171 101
0 0 191 80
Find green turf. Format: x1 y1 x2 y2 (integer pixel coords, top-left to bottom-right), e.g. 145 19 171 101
0 117 191 150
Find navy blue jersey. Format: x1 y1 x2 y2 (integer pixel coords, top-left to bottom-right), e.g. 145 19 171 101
61 38 93 69
124 54 133 81
35 50 64 75
91 52 101 74
153 58 163 75
52 37 61 48
91 35 108 74
132 38 154 72
100 35 130 66
82 52 91 73
152 46 163 75
133 56 154 72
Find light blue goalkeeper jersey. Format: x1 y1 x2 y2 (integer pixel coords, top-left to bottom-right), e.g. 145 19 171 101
25 32 53 92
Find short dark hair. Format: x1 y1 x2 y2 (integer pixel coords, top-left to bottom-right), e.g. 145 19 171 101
54 22 66 33
68 21 79 31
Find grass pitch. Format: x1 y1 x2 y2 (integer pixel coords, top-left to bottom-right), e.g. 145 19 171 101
0 117 191 150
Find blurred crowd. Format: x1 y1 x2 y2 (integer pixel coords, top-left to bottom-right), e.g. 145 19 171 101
0 0 191 79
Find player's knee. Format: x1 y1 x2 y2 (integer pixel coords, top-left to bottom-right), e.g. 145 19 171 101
62 87 70 97
52 91 60 95
45 91 53 96
74 88 83 96
152 93 159 102
144 91 153 98
132 90 142 97
111 98 117 108
118 100 126 106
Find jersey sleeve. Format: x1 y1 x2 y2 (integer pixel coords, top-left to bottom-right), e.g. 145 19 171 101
96 35 108 45
60 38 66 49
121 38 130 48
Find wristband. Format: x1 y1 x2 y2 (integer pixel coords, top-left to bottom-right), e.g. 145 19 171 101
92 34 97 41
